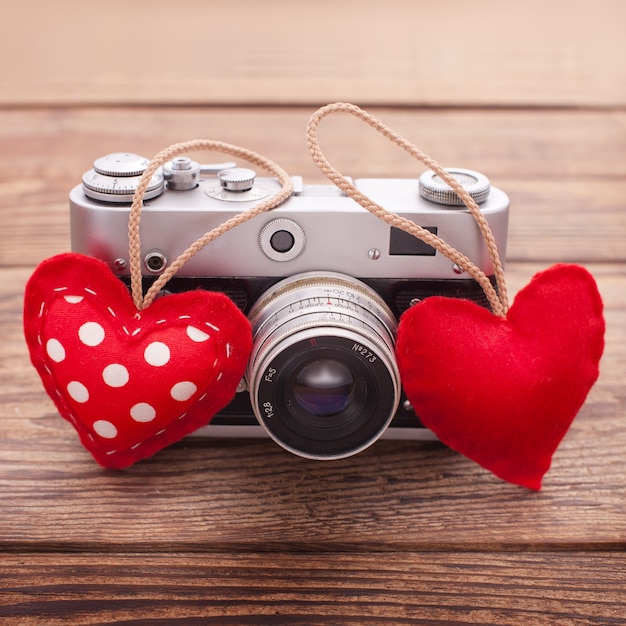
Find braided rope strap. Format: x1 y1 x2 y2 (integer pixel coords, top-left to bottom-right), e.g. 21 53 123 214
305 103 509 318
128 140 294 310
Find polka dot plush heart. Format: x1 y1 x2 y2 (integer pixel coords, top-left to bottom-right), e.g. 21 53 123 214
24 253 252 468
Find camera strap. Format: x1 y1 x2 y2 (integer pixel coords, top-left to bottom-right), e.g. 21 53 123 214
305 102 509 317
23 102 604 485
127 139 294 310
305 102 604 490
24 140 294 469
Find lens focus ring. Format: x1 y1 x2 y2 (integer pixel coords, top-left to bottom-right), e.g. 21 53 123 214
246 272 401 460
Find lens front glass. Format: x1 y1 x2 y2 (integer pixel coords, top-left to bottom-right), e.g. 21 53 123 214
247 272 401 460
294 359 355 417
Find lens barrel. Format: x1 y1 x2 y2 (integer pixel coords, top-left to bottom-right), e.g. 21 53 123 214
247 272 401 459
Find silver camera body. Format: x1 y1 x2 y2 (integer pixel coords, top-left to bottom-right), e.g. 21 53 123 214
70 153 509 460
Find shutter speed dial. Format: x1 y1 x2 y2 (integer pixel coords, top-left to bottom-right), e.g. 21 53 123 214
93 153 150 176
82 152 165 203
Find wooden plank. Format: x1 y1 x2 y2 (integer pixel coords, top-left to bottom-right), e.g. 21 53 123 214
2 1 625 107
1 552 625 624
2 264 624 549
1 108 625 266
3 108 625 181
2 17 624 614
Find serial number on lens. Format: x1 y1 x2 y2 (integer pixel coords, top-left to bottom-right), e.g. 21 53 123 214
352 343 378 363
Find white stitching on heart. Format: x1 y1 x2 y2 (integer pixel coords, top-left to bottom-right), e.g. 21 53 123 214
35 283 234 462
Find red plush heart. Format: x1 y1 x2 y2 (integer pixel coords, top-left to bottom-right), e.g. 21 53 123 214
24 253 252 468
396 264 605 489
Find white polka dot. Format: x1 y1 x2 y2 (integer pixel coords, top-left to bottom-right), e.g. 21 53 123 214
186 326 210 342
170 381 197 402
144 342 170 366
102 363 129 388
67 381 89 403
46 338 66 363
93 420 117 439
64 295 84 304
130 402 156 422
79 322 105 347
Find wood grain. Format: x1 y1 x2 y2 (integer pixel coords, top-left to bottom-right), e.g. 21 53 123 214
2 262 624 551
2 108 625 266
2 1 625 107
1 11 625 615
1 553 625 625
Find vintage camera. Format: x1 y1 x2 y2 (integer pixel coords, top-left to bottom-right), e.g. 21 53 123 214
70 152 509 460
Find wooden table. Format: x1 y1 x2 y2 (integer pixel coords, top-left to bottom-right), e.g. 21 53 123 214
1 2 625 623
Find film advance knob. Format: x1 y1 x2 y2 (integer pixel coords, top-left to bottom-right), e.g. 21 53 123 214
217 167 257 192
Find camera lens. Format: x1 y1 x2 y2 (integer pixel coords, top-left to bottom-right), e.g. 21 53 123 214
294 359 355 416
247 272 400 460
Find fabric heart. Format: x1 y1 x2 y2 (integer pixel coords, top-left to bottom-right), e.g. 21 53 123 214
24 253 252 468
396 264 605 490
